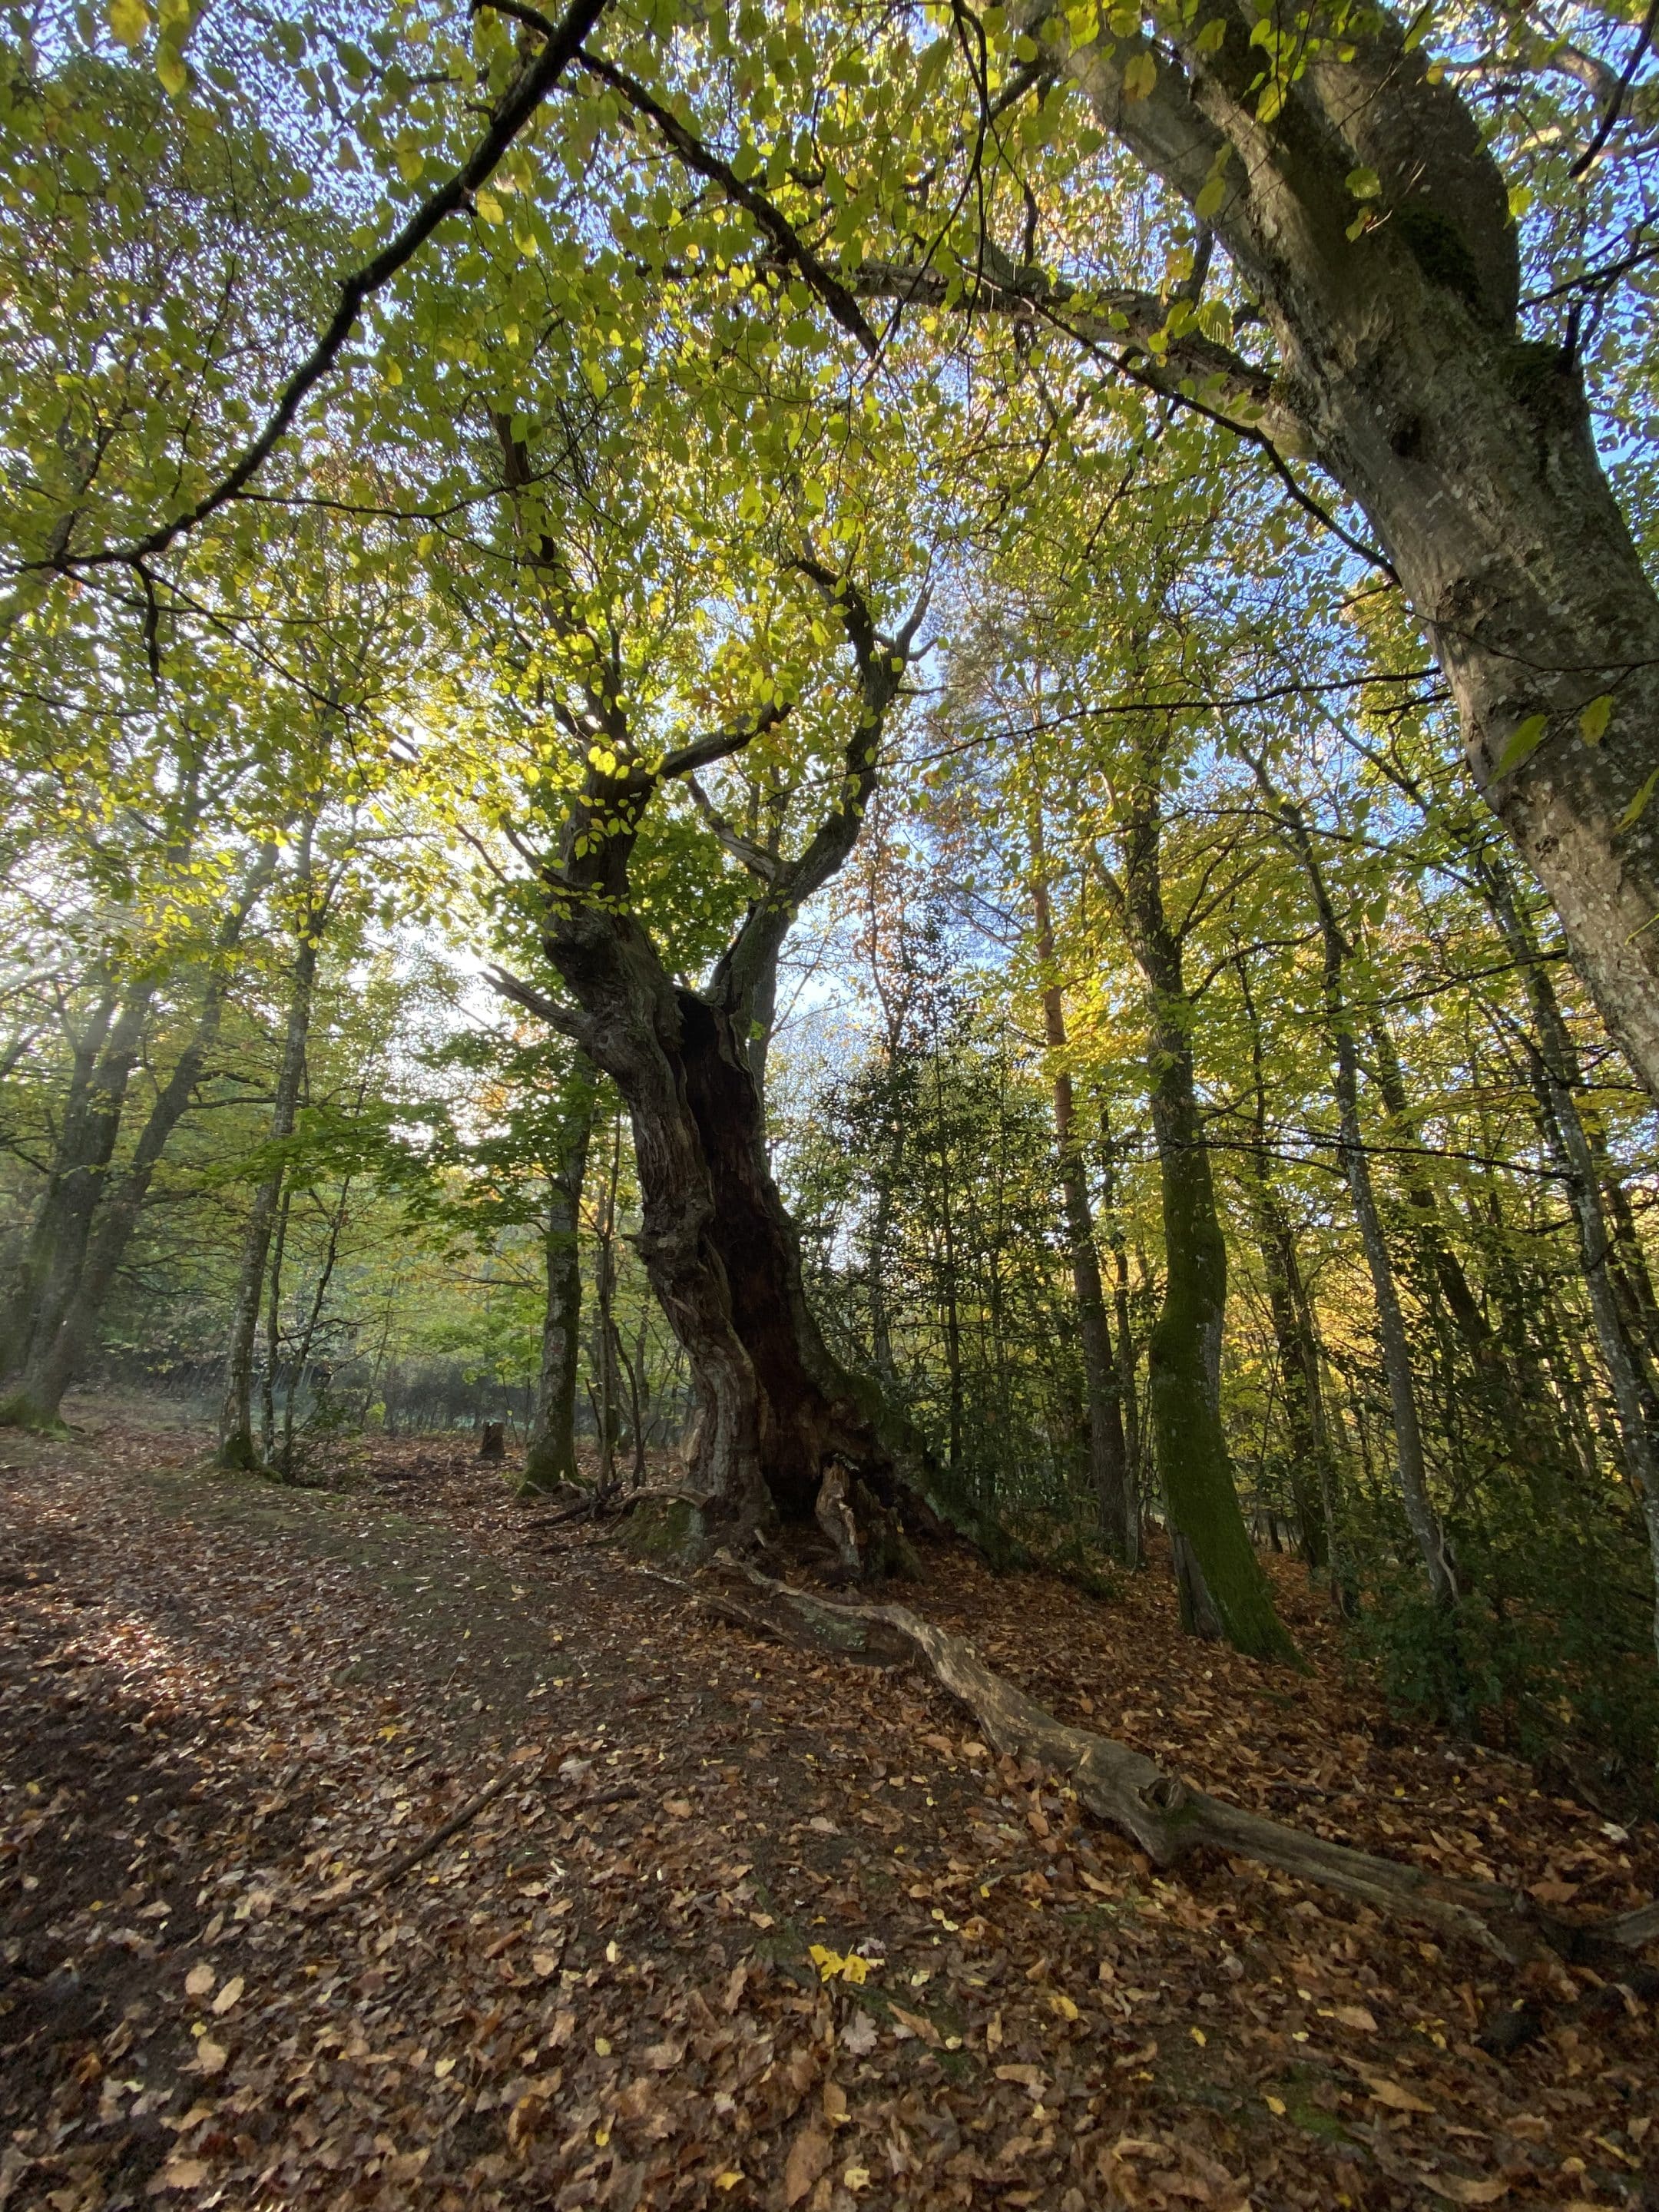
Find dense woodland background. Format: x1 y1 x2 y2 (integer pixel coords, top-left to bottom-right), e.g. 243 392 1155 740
5 0 1659 1791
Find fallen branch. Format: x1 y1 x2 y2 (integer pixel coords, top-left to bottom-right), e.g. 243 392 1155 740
704 1566 1657 1969
308 1757 545 1919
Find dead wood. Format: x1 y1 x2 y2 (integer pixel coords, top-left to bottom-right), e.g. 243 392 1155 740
701 1566 1657 1970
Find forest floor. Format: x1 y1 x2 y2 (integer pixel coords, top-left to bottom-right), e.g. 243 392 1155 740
1 1399 1655 2212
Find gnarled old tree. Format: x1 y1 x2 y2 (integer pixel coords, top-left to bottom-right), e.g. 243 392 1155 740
490 518 943 1562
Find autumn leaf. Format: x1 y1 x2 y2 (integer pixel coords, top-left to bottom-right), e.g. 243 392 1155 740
1363 2073 1435 2113
184 1963 214 1998
210 1973 244 2015
194 2037 228 2075
784 2124 832 2205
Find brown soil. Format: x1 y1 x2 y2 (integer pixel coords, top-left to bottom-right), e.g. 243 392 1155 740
1 1399 1654 2211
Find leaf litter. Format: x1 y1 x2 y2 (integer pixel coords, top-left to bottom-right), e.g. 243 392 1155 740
1 1407 1655 2210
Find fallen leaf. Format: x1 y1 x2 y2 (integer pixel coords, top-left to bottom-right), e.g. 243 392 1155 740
1420 2177 1508 2205
840 2010 878 2056
157 2160 208 2190
531 1952 561 1978
194 2038 227 2076
210 1975 244 2015
1331 2004 1378 2032
663 1797 693 1819
784 2125 832 2205
184 1964 214 2000
808 1815 839 1835
1363 2074 1435 2114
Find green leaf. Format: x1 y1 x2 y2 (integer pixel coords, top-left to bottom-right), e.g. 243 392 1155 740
1194 174 1227 218
1194 16 1227 51
475 190 505 226
1618 765 1659 832
1578 692 1613 746
1121 49 1156 100
155 40 188 94
1345 166 1381 200
1494 712 1548 778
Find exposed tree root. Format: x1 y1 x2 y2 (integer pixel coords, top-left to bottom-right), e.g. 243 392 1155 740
675 1561 1657 1972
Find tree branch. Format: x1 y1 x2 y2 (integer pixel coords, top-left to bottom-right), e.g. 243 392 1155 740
44 0 611 576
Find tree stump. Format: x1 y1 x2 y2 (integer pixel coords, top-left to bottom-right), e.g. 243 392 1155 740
478 1421 505 1461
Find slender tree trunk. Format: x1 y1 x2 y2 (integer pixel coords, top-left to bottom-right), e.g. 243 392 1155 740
1028 818 1135 1561
12 849 276 1422
521 1062 598 1494
1480 853 1659 1664
279 1173 352 1479
1 983 154 1421
261 1184 290 1465
1108 769 1296 1660
589 1104 625 1490
1260 781 1459 1617
1233 954 1332 1573
219 835 323 1469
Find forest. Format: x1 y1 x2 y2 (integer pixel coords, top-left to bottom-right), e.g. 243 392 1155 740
2 0 1659 2202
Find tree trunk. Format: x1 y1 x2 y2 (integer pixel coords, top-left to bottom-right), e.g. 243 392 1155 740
544 897 941 1551
1480 851 1659 1664
218 839 322 1470
1233 954 1333 1575
1028 819 1136 1561
9 849 275 1423
1257 776 1459 1618
1113 773 1296 1661
0 981 154 1423
520 1062 598 1495
1028 0 1659 1095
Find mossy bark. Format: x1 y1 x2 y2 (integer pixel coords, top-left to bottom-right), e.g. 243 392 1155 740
1116 760 1297 1663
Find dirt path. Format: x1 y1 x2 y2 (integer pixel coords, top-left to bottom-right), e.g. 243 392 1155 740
2 1406 1654 2211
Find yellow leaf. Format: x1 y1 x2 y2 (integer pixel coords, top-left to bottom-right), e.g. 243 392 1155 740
1121 48 1156 98
1265 2094 1286 2115
108 0 150 45
475 190 505 225
1494 711 1548 778
1618 763 1659 831
1578 691 1614 745
1190 2025 1207 2045
1049 1992 1079 2021
155 41 187 94
843 2169 872 2194
714 2171 743 2191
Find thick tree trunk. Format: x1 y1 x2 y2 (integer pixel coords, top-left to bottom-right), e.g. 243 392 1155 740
1116 782 1297 1661
1015 1 1659 1094
521 1064 598 1495
218 892 320 1470
542 899 942 1555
